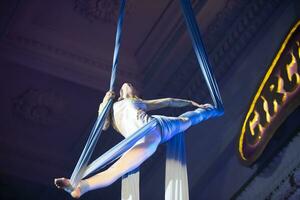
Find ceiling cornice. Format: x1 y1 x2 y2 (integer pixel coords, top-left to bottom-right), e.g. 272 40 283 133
178 0 283 100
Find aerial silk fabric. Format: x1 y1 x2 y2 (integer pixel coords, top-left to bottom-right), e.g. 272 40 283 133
180 0 223 111
165 133 189 200
121 0 224 199
69 0 224 199
82 119 158 178
121 169 140 200
121 133 189 200
69 0 126 187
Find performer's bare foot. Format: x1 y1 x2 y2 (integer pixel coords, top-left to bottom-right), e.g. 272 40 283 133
70 180 90 199
70 186 82 199
54 177 88 199
54 177 72 190
54 178 77 197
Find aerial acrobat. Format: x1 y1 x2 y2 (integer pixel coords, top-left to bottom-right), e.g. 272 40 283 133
54 0 224 198
55 82 223 198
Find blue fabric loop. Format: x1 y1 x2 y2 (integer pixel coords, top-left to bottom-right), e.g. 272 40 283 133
69 0 224 190
70 0 127 187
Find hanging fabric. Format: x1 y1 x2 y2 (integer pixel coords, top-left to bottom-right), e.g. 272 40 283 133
82 119 158 177
165 132 189 200
69 0 127 187
121 133 189 200
68 0 224 199
179 0 223 111
121 169 140 200
121 0 224 199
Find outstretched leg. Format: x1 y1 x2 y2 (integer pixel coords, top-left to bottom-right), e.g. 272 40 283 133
55 127 162 198
180 103 223 126
156 104 223 142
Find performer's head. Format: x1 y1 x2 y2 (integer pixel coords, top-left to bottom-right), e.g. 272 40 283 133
118 82 139 101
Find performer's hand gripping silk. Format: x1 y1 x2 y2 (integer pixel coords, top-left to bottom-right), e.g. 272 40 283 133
54 82 223 198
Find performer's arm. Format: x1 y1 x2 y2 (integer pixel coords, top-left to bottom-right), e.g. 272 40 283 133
144 98 202 111
98 91 115 131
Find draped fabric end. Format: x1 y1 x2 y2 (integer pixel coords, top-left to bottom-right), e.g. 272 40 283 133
121 169 140 200
121 133 189 200
165 132 189 200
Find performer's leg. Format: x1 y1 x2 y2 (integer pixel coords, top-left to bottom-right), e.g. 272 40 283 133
180 104 223 126
56 127 162 198
158 104 223 142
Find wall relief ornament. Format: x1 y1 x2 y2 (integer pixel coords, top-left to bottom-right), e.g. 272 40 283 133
12 89 67 125
74 0 131 23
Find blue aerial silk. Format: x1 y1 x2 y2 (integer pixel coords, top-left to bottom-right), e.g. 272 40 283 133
69 0 127 187
69 0 224 190
179 0 223 111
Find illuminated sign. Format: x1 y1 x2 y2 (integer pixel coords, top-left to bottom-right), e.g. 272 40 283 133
238 20 300 165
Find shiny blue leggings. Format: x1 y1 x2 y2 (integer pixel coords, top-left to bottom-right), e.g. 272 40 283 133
153 105 222 143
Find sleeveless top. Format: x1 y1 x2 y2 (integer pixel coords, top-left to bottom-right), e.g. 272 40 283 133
112 98 153 138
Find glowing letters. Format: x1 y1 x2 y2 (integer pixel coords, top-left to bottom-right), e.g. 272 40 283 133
238 21 300 165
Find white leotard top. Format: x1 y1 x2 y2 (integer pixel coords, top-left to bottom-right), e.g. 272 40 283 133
112 98 153 138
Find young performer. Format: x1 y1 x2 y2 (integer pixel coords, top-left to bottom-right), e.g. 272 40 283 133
55 82 222 198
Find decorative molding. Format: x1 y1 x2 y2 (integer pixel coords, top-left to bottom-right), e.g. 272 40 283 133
74 0 131 23
12 89 67 125
207 0 282 69
154 0 252 99
203 0 250 53
236 132 300 200
141 0 207 89
292 170 300 187
4 32 139 80
160 0 282 101
263 167 300 199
